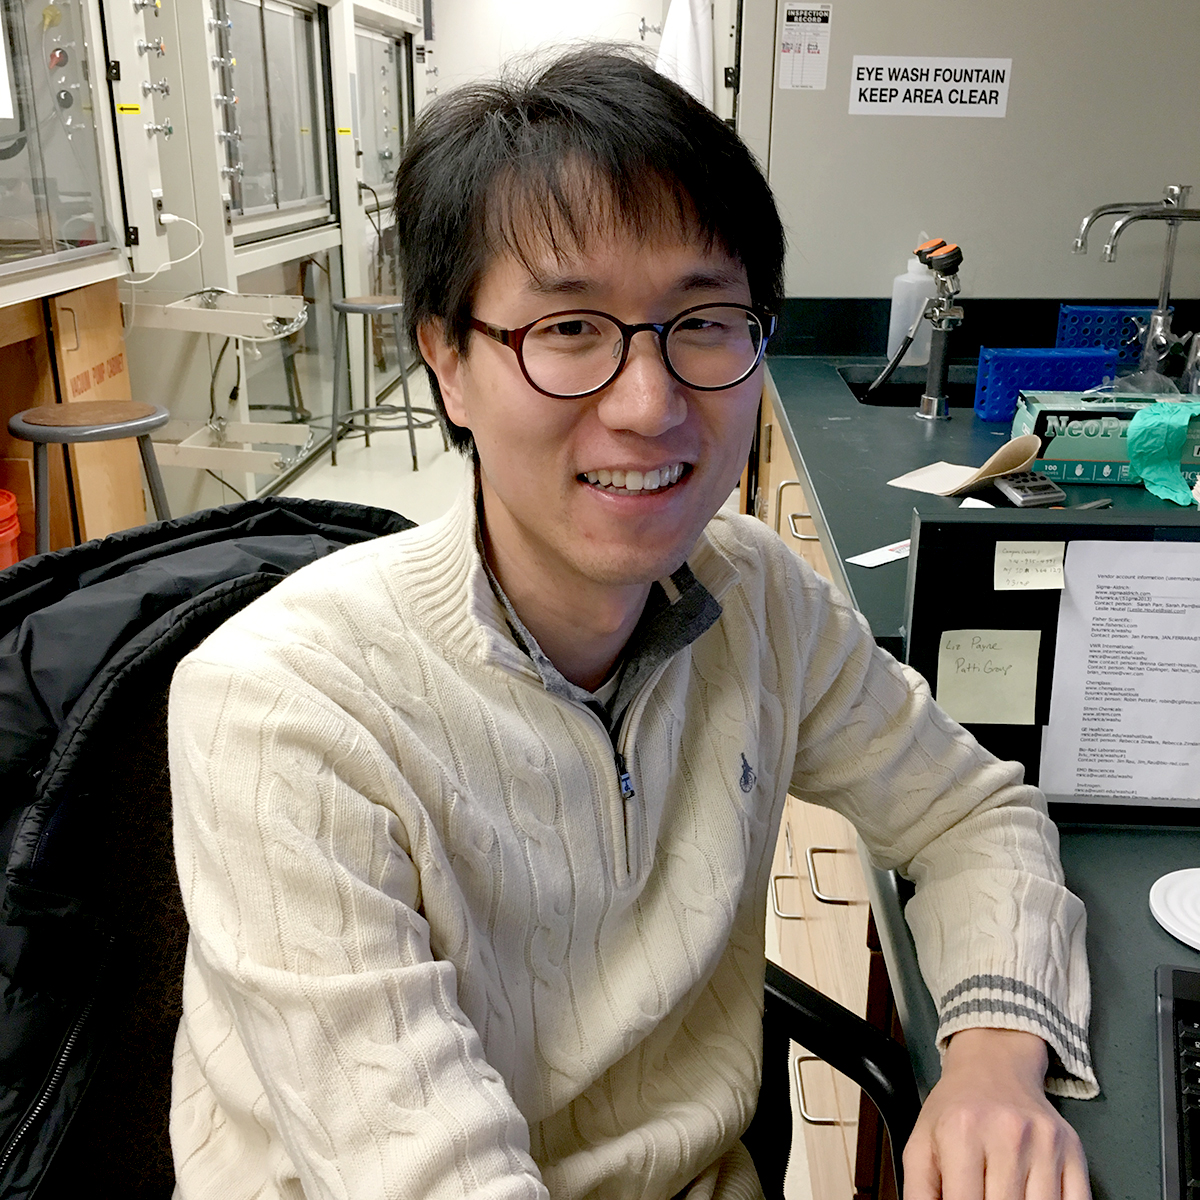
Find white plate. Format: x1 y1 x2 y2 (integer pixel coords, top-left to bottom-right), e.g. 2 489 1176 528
1149 869 1200 951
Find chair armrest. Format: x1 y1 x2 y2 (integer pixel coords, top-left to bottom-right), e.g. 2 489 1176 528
763 959 921 1192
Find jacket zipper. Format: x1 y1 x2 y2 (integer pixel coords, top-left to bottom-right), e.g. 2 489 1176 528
0 994 97 1182
613 751 636 876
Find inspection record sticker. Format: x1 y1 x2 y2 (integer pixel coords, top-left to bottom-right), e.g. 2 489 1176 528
779 5 831 91
849 57 1011 118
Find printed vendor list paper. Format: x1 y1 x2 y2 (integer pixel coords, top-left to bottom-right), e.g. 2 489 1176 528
1041 541 1200 803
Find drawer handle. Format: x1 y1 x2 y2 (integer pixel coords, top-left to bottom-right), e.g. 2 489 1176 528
805 845 855 905
794 1054 840 1125
773 479 801 533
787 512 820 542
771 874 804 920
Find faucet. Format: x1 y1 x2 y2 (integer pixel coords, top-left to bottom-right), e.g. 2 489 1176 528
1073 184 1199 378
866 238 964 420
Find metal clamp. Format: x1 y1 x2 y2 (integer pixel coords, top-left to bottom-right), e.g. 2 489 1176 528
639 16 663 39
787 512 820 542
141 77 169 96
220 162 244 179
145 116 173 139
137 37 165 56
794 1055 839 1125
805 846 855 905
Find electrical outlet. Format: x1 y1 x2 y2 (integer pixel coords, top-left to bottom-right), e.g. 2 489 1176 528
152 189 165 225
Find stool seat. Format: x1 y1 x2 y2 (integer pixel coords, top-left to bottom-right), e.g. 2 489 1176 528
333 296 405 316
10 401 171 444
7 400 172 555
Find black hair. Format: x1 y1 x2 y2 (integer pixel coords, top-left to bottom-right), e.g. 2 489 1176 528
392 45 787 454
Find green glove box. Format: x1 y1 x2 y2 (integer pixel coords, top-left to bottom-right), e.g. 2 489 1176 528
1011 391 1200 486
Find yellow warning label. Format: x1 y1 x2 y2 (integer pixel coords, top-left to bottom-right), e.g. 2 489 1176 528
116 103 142 114
337 127 352 135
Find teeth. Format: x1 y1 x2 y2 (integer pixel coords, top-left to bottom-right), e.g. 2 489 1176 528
582 463 687 492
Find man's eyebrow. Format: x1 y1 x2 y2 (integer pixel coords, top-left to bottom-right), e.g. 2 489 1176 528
524 268 745 296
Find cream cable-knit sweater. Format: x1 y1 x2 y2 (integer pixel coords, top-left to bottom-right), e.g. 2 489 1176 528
168 485 1095 1200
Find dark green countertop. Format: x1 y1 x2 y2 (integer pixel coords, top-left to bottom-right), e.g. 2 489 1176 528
764 357 1179 656
765 357 1200 1198
1056 827 1200 1200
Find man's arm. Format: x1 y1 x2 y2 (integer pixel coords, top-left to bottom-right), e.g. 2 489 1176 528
169 652 548 1200
771 549 1095 1193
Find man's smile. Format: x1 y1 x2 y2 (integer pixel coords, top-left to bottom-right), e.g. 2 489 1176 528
578 462 691 494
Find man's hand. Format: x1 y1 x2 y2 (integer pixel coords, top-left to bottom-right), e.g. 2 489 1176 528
903 1028 1090 1200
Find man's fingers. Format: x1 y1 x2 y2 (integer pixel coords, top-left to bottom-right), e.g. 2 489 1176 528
930 1119 986 1200
1060 1134 1093 1200
901 1131 942 1200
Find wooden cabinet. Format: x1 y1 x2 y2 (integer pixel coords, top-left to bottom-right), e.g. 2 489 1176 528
752 391 834 585
754 393 897 1200
768 796 872 1200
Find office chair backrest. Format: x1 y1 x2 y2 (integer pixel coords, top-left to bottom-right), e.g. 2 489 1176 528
0 499 414 1199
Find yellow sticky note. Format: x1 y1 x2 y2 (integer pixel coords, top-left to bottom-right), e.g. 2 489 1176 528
936 629 1042 725
994 541 1065 591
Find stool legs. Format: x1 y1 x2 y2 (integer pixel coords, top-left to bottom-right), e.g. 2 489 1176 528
330 309 347 466
362 313 373 449
392 313 419 471
33 442 49 555
137 435 171 521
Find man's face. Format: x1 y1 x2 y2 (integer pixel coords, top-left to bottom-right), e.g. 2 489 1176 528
421 228 764 600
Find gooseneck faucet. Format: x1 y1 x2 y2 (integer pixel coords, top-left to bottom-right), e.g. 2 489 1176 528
1072 184 1199 378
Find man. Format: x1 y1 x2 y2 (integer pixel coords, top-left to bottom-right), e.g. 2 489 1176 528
169 48 1095 1200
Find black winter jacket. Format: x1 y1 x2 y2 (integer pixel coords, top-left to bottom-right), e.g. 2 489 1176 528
0 498 412 1199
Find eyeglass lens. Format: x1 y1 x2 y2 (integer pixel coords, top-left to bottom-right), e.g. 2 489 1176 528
521 306 764 397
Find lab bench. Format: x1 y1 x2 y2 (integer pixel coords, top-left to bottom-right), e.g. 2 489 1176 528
762 355 1200 1200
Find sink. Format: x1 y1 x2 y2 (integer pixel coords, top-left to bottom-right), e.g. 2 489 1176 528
837 363 977 408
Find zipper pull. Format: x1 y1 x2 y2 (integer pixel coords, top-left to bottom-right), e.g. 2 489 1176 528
615 752 635 800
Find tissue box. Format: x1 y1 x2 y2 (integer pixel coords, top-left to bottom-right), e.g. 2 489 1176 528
1011 391 1200 486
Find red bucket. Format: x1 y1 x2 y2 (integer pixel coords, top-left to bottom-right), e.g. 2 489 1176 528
0 490 19 568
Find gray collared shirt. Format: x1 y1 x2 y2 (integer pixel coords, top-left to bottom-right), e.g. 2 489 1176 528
481 555 722 738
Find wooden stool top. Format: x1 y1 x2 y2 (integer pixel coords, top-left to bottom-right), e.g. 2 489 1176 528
21 400 159 428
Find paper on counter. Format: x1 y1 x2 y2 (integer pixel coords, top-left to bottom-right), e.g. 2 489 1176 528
1040 541 1200 803
887 434 1041 496
994 541 1065 591
936 629 1042 725
845 538 910 568
960 497 994 508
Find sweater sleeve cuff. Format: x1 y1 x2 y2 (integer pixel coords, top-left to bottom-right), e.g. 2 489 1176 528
934 974 1098 1099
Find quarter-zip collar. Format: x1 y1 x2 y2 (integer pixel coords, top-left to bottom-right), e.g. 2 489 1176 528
405 478 742 704
477 499 729 733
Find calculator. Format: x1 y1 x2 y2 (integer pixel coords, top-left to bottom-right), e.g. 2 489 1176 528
993 471 1067 508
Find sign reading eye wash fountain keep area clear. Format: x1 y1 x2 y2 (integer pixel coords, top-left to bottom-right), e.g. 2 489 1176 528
849 57 1012 118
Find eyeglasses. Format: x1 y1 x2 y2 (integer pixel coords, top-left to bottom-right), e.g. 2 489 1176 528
469 303 776 399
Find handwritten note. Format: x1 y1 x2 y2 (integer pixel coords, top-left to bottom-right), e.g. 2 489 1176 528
936 628 1042 725
994 541 1066 591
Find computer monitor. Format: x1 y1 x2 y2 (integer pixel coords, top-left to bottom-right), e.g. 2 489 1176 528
903 508 1200 825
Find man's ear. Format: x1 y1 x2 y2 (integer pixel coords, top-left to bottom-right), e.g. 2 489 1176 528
417 320 470 430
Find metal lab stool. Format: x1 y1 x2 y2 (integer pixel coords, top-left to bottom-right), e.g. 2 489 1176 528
7 400 171 554
329 295 445 469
